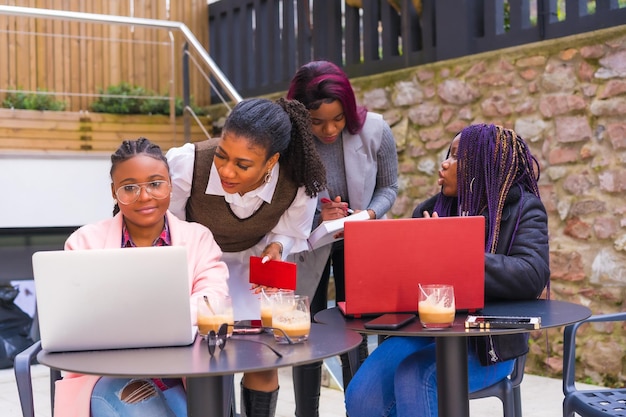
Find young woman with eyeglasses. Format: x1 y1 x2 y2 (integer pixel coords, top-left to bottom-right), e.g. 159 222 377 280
166 97 326 417
345 124 550 417
53 137 229 417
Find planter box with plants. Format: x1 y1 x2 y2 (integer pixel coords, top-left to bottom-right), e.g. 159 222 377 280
0 83 212 152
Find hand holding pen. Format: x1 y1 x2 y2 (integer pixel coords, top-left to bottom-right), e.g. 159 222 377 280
320 196 354 221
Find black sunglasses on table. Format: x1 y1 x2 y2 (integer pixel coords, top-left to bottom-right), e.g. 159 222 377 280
206 323 295 358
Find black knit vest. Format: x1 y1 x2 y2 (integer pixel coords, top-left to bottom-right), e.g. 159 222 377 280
186 140 298 252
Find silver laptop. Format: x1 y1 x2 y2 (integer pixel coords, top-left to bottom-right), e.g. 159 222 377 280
32 246 195 352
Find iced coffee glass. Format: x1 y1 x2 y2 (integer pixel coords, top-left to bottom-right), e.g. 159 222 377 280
259 289 295 328
197 295 234 338
271 294 311 343
418 284 455 329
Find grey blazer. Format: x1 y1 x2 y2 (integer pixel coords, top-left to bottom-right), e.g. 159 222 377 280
290 112 391 299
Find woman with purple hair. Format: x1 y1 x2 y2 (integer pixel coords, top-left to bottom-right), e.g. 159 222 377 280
286 60 399 417
345 124 550 417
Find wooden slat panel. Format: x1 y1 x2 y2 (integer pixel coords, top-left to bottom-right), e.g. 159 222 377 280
156 0 173 110
0 139 96 151
0 134 206 152
2 0 213 112
26 0 37 91
76 1 87 110
44 0 56 92
52 6 64 101
6 1 17 89
0 108 82 121
85 1 106 99
102 1 111 90
68 0 80 110
0 108 209 153
0 119 83 131
104 0 120 89
61 0 71 108
15 0 32 89
0 6 9 97
34 0 47 90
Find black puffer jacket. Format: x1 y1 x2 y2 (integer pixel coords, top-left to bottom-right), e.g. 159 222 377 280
412 186 550 365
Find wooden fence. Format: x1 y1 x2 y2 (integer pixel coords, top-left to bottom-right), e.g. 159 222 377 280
0 0 210 111
209 0 626 99
0 108 211 152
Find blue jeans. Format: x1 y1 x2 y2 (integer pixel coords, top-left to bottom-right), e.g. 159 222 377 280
91 378 187 417
345 337 515 417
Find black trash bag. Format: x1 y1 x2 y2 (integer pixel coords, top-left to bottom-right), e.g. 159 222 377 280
0 284 35 369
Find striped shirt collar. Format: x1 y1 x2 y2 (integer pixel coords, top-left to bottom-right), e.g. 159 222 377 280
121 216 171 247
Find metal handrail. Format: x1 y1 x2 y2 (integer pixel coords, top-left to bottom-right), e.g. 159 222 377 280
0 4 243 105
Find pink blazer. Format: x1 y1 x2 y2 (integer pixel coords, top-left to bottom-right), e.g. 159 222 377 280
53 211 229 417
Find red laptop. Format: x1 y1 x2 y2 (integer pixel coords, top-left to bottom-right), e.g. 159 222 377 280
339 216 485 317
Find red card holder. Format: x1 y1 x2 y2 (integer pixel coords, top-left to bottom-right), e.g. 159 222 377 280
249 256 297 290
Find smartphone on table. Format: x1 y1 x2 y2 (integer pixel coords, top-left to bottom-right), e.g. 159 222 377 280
464 315 541 330
232 319 264 334
364 313 416 330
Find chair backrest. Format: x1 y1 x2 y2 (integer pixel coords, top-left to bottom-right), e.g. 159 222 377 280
469 353 526 417
14 316 61 417
510 353 527 387
562 312 626 417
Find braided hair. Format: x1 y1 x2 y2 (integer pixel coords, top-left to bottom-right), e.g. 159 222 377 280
433 124 541 253
110 137 169 215
222 97 326 197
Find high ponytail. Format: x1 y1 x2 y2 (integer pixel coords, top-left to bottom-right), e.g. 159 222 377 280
222 98 326 197
275 98 326 197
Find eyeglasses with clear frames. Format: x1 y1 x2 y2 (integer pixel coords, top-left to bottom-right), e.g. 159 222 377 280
115 180 171 205
206 323 294 358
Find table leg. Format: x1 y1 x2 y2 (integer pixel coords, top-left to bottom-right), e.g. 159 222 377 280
347 346 360 376
187 374 234 417
435 336 469 417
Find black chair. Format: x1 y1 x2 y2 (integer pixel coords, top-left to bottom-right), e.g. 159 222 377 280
468 353 526 417
345 336 526 417
563 312 626 417
14 340 238 417
14 341 61 417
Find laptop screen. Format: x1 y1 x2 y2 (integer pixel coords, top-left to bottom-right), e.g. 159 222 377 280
33 246 194 352
341 216 485 317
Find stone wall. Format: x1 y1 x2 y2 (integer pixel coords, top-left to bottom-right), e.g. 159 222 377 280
346 25 626 386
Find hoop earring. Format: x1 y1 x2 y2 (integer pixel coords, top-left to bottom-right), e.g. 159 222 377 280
469 177 475 194
264 170 272 183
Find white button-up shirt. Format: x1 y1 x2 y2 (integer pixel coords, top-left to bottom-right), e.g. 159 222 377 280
166 142 317 319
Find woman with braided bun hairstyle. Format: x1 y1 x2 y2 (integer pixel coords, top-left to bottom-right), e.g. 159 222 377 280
345 124 550 417
166 97 326 417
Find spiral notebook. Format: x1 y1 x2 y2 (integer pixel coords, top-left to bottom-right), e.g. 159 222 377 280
339 216 485 317
32 246 195 352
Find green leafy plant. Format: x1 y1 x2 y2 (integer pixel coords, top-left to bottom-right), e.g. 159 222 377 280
90 82 148 114
139 96 207 117
91 82 207 116
2 89 66 111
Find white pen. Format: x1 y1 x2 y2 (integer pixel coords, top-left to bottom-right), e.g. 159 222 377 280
321 197 354 215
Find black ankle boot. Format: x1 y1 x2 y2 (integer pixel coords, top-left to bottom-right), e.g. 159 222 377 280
339 334 369 390
292 361 322 417
240 383 279 417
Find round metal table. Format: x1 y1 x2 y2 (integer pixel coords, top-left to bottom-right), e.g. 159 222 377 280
315 299 591 417
38 323 362 417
